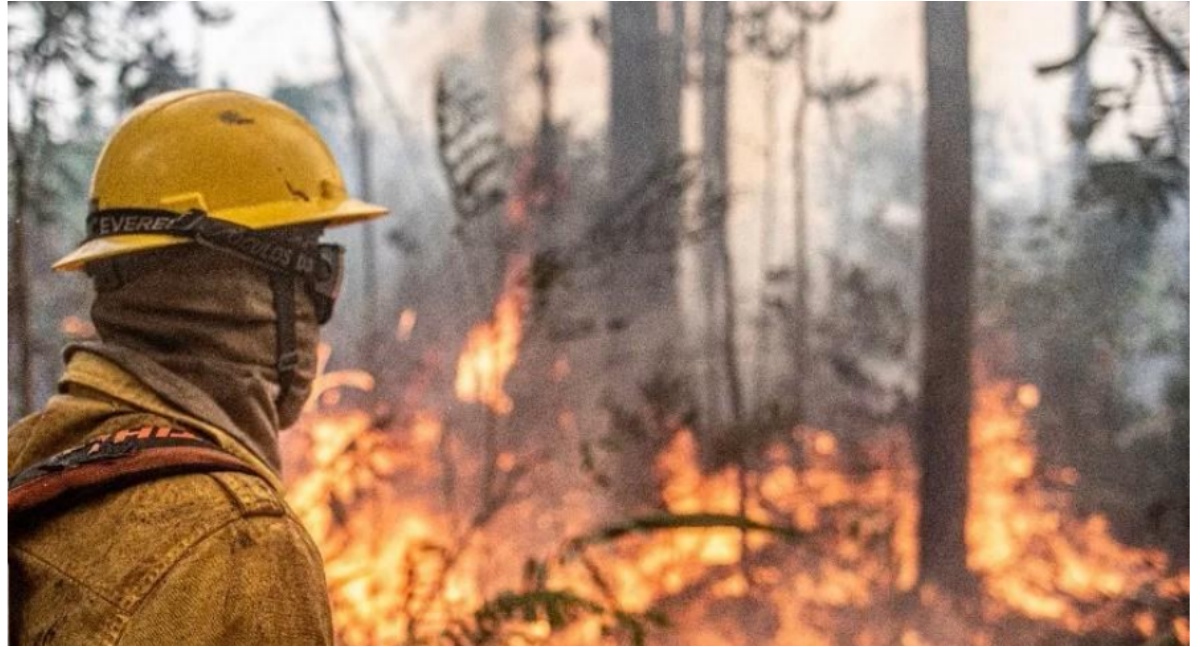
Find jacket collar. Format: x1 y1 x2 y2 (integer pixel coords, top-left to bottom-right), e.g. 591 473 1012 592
57 346 284 491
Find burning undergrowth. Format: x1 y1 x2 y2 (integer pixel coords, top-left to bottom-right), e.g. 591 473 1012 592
284 71 1186 643
282 358 1188 645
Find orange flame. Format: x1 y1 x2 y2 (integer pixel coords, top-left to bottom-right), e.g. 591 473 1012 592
454 256 529 415
966 381 1187 632
285 375 1187 644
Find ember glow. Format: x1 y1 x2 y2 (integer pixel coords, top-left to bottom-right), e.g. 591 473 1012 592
396 309 418 342
59 315 95 338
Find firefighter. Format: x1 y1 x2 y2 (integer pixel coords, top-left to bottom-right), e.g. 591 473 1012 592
8 89 387 645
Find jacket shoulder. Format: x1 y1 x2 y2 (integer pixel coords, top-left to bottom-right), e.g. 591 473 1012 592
11 465 289 612
203 469 290 517
11 469 324 645
117 510 333 645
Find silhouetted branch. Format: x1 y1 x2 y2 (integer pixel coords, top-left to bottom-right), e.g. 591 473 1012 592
1035 3 1112 75
563 512 808 555
1121 1 1188 74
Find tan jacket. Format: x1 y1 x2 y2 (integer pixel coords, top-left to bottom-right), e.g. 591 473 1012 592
9 351 333 645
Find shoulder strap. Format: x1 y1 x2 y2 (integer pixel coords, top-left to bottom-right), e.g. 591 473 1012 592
9 425 258 515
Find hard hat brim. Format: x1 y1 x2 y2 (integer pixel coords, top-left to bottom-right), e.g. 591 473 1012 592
52 199 389 272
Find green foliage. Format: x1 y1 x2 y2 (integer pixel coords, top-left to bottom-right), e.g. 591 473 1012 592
442 507 804 645
8 2 228 121
438 555 668 646
6 1 232 418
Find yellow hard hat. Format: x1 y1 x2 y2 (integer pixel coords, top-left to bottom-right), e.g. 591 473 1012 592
53 88 388 271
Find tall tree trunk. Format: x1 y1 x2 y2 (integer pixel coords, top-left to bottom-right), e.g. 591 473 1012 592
8 124 34 418
791 22 811 423
699 3 723 426
326 3 378 359
753 68 779 412
701 3 750 571
1067 1 1092 191
663 3 685 156
605 1 684 508
608 1 667 213
606 1 679 366
701 2 738 427
917 1 976 595
533 1 560 254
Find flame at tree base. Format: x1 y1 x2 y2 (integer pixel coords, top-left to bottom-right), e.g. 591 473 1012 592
967 381 1188 639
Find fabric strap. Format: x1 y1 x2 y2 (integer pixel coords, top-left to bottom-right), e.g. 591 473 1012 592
9 426 257 515
87 209 328 279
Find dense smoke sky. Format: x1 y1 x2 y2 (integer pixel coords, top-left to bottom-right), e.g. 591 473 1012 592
179 1 1179 260
159 2 1187 405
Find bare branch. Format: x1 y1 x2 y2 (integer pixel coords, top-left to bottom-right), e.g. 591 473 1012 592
1035 3 1113 75
1121 1 1189 74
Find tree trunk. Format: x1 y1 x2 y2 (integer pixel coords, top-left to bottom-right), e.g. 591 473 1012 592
608 1 668 215
604 1 684 508
8 124 35 419
1067 1 1092 191
791 22 811 423
752 68 778 412
701 2 741 427
917 1 977 595
606 1 680 370
326 2 378 360
533 1 561 256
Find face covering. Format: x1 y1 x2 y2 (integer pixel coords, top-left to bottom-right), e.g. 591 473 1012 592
85 242 321 470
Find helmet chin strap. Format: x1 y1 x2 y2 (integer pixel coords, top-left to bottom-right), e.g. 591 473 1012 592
268 272 299 414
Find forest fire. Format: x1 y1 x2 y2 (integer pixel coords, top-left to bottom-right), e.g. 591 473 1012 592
453 189 533 417
283 368 1188 644
281 81 1186 641
965 381 1189 637
8 4 1189 646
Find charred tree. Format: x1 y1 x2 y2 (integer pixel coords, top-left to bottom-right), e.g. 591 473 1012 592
605 2 683 378
533 0 560 223
700 1 744 428
917 1 977 595
602 1 687 508
788 5 815 423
